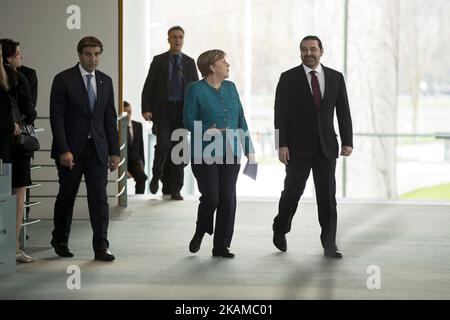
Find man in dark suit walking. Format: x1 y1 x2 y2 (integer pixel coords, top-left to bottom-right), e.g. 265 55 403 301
123 100 147 194
50 36 120 261
273 35 353 258
141 26 199 200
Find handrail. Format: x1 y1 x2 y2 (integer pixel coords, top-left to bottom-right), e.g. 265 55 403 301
115 185 126 198
353 132 443 138
118 157 126 167
31 113 129 205
116 171 126 183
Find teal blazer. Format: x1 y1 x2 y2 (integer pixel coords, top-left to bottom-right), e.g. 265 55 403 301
183 79 254 160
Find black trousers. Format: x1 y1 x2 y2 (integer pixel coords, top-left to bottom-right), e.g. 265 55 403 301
52 140 110 251
273 147 338 249
191 160 241 248
152 102 186 194
128 162 147 194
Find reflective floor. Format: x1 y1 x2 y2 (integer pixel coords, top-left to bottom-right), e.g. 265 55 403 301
1 197 450 299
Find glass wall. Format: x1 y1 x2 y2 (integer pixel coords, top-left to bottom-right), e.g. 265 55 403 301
138 0 450 200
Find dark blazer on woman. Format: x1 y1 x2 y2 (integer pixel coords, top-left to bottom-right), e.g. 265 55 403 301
0 88 14 162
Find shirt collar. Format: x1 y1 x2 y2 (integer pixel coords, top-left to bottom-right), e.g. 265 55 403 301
170 52 182 59
303 63 323 75
78 63 95 78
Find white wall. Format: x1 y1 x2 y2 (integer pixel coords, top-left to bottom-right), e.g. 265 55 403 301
0 0 120 219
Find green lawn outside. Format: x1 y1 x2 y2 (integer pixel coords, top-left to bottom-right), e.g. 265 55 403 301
401 183 450 200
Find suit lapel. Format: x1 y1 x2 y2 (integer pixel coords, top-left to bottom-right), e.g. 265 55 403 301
74 64 93 116
93 70 103 116
298 64 316 110
322 64 332 106
181 53 190 87
162 52 170 91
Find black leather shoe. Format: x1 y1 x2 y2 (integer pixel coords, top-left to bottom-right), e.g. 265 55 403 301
189 232 204 253
51 238 74 257
171 192 183 200
94 248 115 261
324 247 343 258
212 247 235 258
162 185 170 195
273 232 287 252
149 177 159 194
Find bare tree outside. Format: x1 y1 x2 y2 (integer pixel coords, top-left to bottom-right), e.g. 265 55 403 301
141 0 450 199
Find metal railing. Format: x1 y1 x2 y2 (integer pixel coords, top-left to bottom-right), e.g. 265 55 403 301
32 115 128 206
117 113 128 207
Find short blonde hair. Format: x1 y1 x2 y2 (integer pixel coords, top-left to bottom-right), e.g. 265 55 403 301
196 49 226 78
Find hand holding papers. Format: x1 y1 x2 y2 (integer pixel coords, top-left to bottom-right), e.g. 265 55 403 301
243 154 258 180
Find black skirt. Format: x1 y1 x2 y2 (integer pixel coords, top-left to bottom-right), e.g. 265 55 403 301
11 143 31 188
0 134 12 163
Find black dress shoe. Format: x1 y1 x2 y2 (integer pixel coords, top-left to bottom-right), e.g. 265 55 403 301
94 248 115 261
273 232 287 252
212 247 235 258
51 238 74 257
171 192 183 200
149 177 159 194
189 232 204 253
324 247 343 258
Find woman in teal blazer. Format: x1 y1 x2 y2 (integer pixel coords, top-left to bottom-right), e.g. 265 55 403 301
183 49 255 258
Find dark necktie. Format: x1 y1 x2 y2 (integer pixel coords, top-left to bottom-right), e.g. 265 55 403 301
128 125 133 145
169 55 182 99
310 70 321 110
86 74 96 113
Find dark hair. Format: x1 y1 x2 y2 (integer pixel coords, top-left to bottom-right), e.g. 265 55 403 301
123 100 130 107
0 38 20 60
77 36 103 54
168 26 184 37
300 35 323 50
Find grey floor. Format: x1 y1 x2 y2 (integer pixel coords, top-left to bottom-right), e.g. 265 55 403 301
1 196 450 300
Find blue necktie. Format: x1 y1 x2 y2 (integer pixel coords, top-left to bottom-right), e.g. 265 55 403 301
169 55 182 100
86 74 96 113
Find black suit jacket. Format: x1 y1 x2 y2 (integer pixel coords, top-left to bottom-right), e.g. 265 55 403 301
127 120 145 166
50 64 119 165
274 64 353 159
4 64 36 125
141 51 199 123
18 65 38 107
0 88 14 163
